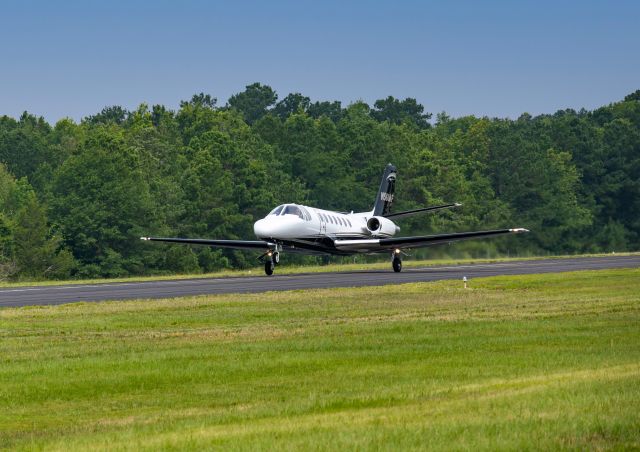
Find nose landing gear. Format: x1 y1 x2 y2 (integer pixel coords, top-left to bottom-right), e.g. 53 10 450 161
263 251 279 276
392 249 402 273
264 259 274 275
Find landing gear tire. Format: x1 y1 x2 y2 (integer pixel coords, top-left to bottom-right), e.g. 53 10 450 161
264 259 274 276
392 257 402 273
273 252 280 264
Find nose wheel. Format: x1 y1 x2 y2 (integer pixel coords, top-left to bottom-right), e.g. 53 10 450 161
392 249 402 272
264 259 274 275
264 251 279 276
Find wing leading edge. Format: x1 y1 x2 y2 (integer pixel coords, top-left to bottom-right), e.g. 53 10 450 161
140 237 273 250
333 228 529 252
141 228 529 255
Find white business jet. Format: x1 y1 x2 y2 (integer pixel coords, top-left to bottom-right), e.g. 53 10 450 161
142 164 528 275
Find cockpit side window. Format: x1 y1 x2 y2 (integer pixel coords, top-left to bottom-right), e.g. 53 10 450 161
300 206 311 221
283 204 304 219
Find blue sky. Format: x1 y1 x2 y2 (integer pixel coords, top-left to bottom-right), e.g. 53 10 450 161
1 0 638 122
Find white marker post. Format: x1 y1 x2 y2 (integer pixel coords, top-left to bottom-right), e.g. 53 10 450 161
463 276 468 289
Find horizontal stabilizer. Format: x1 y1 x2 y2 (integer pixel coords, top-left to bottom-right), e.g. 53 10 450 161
384 203 461 219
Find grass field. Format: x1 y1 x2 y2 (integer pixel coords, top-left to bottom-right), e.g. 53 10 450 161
1 268 639 450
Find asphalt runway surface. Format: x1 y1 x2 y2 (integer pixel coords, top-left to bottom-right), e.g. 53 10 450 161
0 255 637 308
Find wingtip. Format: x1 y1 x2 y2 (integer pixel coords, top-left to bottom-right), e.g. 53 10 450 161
140 236 150 241
509 228 529 233
454 202 463 207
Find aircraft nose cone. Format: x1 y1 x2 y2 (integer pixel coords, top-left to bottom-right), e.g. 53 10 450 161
254 219 272 239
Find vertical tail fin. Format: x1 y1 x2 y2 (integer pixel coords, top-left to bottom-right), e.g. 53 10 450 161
373 163 397 216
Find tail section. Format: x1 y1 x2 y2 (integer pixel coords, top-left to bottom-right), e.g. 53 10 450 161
373 163 397 216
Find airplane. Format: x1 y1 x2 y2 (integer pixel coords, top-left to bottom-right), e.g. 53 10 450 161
141 164 528 275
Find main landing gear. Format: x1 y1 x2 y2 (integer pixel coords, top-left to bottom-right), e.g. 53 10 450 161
264 251 279 276
392 249 402 273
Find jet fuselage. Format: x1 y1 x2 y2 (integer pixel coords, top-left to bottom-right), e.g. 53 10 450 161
253 204 397 255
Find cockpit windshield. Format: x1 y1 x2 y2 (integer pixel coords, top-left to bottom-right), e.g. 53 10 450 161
269 205 284 216
268 204 311 221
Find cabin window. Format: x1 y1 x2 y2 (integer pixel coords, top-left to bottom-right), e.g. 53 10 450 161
347 219 352 227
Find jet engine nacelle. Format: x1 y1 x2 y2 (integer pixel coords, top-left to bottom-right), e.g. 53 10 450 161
366 216 399 237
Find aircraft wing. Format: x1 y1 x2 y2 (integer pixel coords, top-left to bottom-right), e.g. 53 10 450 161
383 203 461 219
333 228 529 252
140 237 273 250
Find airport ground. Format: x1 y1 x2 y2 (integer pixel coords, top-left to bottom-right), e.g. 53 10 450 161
1 268 638 450
0 254 637 307
0 253 637 289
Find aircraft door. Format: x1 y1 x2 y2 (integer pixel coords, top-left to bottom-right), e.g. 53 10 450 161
319 214 327 235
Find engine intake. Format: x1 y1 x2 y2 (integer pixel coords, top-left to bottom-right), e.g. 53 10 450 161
367 217 381 231
366 216 399 237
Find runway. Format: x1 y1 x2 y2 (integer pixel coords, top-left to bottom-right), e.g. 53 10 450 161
0 255 637 308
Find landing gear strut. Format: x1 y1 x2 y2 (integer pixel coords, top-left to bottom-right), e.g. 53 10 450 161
392 249 402 273
264 251 279 276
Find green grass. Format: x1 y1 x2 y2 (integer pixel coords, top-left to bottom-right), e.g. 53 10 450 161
1 268 639 450
1 251 636 288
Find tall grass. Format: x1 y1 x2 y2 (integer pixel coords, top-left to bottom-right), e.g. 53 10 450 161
1 269 639 450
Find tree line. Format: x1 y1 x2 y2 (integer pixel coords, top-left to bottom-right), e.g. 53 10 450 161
0 84 638 279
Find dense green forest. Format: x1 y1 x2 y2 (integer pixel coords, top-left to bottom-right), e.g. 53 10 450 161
0 84 638 279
